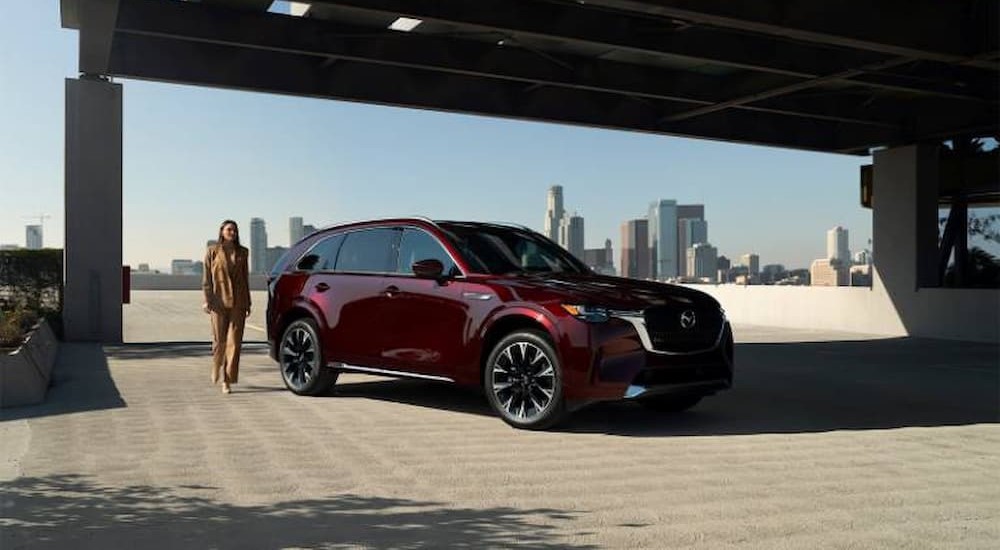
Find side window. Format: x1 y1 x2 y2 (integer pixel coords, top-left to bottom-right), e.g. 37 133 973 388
335 228 398 273
396 228 458 275
296 234 345 272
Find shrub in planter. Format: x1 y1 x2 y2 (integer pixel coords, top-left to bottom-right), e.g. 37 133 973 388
0 308 39 350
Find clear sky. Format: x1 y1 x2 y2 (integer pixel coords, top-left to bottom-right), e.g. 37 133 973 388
1 0 879 272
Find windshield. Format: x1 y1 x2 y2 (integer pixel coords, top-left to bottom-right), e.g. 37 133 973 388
438 223 590 275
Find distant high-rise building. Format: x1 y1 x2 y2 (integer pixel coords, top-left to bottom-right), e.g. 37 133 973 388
266 246 288 272
544 185 564 242
26 225 42 250
741 253 760 277
716 255 732 284
676 204 705 277
678 219 708 276
560 213 585 259
648 199 678 280
137 263 150 272
761 264 787 284
810 258 849 286
827 226 850 263
853 249 872 266
583 238 615 275
620 219 650 280
289 217 304 245
250 217 268 274
0 244 19 251
686 243 718 282
302 224 317 236
206 240 217 249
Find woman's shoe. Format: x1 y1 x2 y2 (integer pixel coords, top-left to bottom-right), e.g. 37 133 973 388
222 382 231 394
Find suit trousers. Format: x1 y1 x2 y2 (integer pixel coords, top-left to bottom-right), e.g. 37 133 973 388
210 307 245 384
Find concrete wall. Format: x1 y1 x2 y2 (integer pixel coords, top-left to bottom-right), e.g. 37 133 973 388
683 284 999 343
130 273 268 291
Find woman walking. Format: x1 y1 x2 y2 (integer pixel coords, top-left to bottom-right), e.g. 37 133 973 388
202 219 252 394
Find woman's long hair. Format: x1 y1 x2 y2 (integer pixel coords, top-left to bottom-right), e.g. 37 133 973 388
217 219 241 248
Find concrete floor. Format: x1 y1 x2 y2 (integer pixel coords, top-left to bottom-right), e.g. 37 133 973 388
2 291 998 549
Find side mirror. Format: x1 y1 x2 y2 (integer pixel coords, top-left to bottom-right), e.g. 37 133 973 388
412 258 445 279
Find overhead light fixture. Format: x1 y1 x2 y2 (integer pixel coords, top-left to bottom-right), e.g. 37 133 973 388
289 2 311 17
388 17 423 32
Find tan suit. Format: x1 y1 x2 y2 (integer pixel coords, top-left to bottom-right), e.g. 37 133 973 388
202 244 251 384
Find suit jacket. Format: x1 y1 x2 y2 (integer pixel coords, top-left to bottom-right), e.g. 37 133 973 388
202 244 251 312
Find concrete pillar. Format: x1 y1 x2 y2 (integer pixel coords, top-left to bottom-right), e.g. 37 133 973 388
64 77 122 342
872 144 940 294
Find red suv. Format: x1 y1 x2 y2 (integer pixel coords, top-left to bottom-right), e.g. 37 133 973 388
267 218 733 429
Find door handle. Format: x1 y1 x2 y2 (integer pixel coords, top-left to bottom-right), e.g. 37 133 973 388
315 282 330 292
383 285 399 297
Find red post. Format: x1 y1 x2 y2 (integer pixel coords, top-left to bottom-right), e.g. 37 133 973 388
122 265 131 304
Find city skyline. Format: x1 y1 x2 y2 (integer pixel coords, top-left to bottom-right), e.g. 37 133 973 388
2 1 884 273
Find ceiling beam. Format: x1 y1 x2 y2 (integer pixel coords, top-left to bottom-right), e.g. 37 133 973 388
108 32 906 154
578 0 999 70
78 0 121 75
307 0 996 102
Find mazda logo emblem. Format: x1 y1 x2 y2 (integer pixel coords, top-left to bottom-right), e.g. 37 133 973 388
679 310 697 329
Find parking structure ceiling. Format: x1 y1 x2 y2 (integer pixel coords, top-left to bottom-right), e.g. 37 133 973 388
63 0 999 155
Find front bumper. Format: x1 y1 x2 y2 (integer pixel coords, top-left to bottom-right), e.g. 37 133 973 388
562 316 734 404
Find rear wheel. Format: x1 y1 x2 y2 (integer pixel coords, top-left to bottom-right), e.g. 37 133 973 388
484 330 566 430
638 394 703 413
279 318 338 396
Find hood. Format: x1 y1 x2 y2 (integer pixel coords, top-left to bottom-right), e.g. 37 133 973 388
486 272 721 311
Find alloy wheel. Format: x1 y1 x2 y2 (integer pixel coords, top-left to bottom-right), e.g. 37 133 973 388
490 341 556 422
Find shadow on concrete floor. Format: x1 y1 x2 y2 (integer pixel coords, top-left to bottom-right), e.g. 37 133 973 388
104 342 268 360
0 344 126 422
327 338 999 436
0 473 595 549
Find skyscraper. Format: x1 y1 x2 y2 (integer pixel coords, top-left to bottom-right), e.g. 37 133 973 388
676 204 705 277
741 253 760 277
678 218 708 276
289 216 304 246
827 226 850 264
544 185 564 242
648 199 678 280
686 243 718 282
25 225 42 250
559 212 584 259
250 217 268 274
620 219 649 280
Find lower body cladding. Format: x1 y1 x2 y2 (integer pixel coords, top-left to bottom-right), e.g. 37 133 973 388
561 317 734 410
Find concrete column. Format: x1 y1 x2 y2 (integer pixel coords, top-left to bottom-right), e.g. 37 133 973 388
64 77 122 342
872 144 940 294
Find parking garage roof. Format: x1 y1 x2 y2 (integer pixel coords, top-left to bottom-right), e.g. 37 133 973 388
62 0 998 155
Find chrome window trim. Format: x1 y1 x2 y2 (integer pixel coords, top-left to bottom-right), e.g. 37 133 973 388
613 313 728 356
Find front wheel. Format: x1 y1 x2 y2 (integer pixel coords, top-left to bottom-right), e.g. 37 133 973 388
279 318 338 396
484 330 566 430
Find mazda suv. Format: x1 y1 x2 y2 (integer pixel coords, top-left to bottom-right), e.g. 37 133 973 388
267 218 733 429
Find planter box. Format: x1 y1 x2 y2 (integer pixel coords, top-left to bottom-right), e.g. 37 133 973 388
0 319 60 408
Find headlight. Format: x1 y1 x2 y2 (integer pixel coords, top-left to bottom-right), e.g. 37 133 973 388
561 304 610 323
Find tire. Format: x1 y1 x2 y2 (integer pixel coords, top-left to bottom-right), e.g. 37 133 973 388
484 330 566 430
278 318 339 396
638 394 703 413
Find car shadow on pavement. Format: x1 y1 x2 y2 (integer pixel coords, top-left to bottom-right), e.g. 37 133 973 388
0 344 126 422
0 473 597 549
564 337 999 437
326 338 999 436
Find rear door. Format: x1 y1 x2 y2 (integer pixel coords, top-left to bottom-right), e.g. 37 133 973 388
311 227 398 365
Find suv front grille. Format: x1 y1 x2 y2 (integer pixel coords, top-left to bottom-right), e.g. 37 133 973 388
644 303 723 353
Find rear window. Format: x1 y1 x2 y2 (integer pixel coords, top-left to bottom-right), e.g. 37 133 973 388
335 228 398 273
